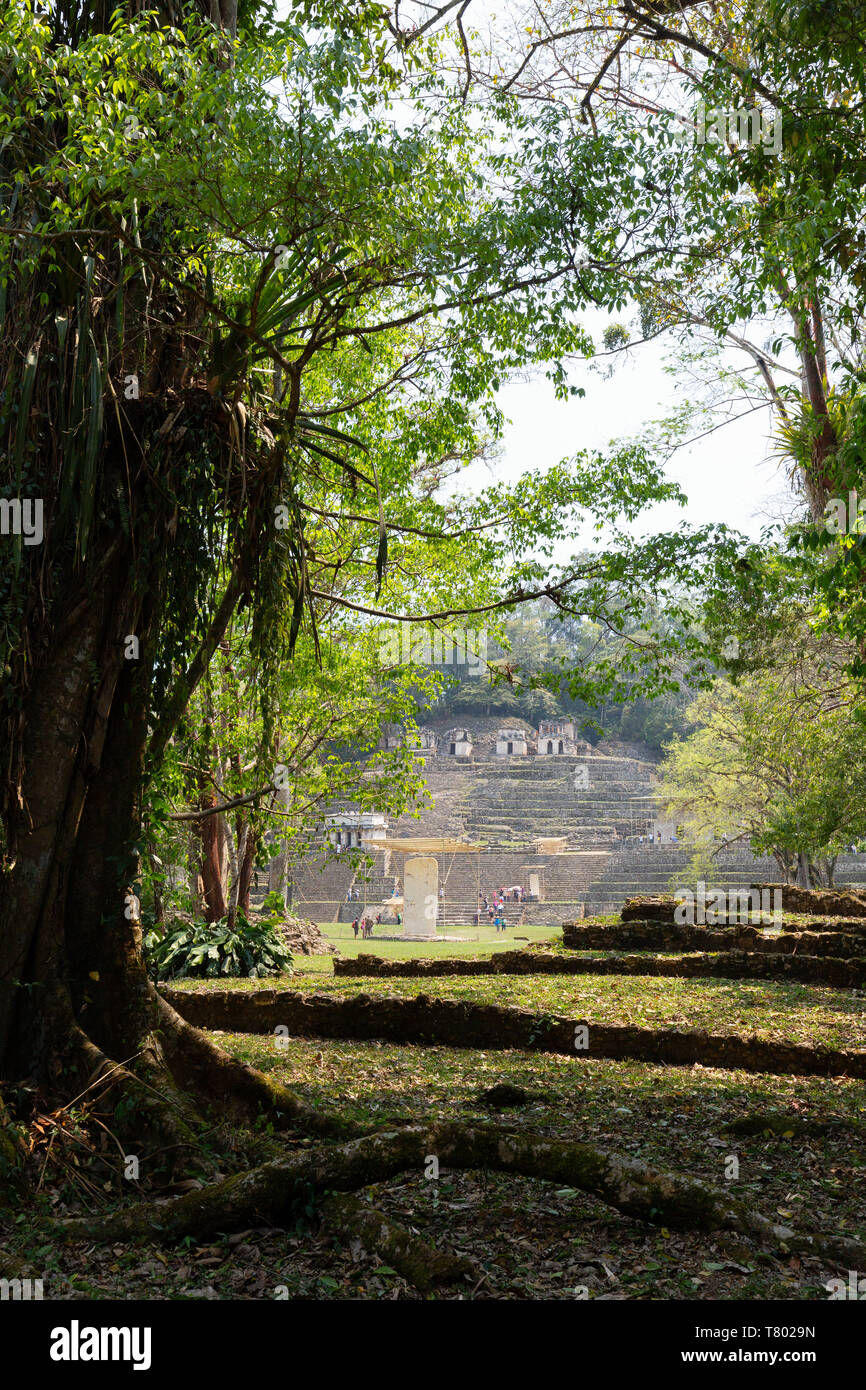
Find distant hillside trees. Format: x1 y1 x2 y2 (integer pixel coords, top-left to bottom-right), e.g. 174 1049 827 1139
429 606 693 752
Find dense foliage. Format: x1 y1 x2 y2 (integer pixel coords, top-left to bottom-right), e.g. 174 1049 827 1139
145 912 293 981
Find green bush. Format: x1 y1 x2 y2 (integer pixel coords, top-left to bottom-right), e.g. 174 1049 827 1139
261 890 287 917
145 913 293 981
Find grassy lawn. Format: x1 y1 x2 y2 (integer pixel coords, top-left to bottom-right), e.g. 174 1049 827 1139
314 921 560 957
168 967 866 1049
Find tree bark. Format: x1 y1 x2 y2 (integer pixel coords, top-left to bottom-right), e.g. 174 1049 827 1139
237 823 257 917
199 798 229 923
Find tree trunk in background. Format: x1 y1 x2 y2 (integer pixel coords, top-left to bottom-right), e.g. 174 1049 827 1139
188 830 205 915
266 786 292 908
226 821 246 929
200 798 229 922
238 827 257 917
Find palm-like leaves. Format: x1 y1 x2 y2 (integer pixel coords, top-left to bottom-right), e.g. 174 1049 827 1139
207 242 389 626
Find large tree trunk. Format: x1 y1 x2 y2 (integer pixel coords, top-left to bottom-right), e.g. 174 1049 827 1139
0 552 330 1169
0 552 138 1072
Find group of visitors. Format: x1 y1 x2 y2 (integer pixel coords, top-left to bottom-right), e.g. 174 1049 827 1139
474 884 527 932
345 886 362 901
351 911 401 937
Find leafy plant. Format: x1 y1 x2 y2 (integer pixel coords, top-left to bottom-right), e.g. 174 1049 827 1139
261 890 287 917
145 913 292 981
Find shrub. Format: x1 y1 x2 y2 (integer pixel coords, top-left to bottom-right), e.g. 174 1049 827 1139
145 912 293 981
261 890 287 917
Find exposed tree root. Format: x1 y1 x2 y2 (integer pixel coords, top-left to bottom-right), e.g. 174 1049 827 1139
66 1022 208 1174
2 993 352 1204
0 1092 24 1193
319 1192 475 1292
51 1122 866 1268
152 990 352 1139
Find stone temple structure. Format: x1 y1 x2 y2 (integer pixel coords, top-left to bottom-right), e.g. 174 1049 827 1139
274 717 866 929
407 727 438 754
493 726 529 756
537 718 587 756
378 723 404 750
324 811 388 849
379 723 438 753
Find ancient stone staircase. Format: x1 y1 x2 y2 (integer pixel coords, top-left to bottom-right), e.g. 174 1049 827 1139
454 755 658 851
277 731 866 926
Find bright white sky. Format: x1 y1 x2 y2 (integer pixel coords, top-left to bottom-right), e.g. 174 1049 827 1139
464 320 787 545
273 1 793 546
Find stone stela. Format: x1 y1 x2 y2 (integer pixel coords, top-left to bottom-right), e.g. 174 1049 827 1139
376 837 483 939
403 856 438 938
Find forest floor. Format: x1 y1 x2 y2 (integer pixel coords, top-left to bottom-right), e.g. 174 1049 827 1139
4 923 864 1301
